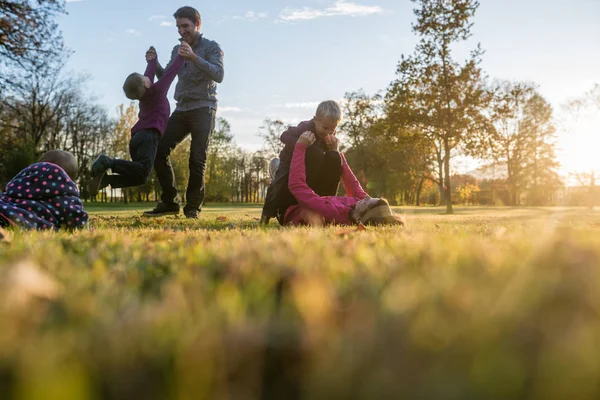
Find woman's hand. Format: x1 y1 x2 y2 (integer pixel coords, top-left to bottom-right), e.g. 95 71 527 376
298 131 316 146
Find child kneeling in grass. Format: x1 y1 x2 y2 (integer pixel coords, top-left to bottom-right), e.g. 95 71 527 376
261 100 346 225
89 45 185 196
284 132 404 227
0 150 88 230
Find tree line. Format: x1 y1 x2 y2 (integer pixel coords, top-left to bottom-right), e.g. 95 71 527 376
339 0 569 211
1 0 596 209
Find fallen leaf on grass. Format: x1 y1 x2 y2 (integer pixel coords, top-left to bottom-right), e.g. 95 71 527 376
0 227 11 244
336 224 367 236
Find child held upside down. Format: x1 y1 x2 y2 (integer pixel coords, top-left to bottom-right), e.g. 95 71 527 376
89 45 185 196
284 131 404 227
0 150 88 230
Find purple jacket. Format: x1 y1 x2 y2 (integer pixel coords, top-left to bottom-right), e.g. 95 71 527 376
131 55 185 136
284 142 367 226
0 162 88 230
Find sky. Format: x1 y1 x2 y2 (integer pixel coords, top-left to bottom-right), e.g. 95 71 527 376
58 0 600 175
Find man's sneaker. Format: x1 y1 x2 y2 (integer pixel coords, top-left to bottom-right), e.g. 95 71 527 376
269 158 280 182
184 208 200 219
143 202 180 217
91 155 112 177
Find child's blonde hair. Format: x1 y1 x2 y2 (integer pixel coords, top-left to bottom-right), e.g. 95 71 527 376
315 100 343 121
123 73 146 100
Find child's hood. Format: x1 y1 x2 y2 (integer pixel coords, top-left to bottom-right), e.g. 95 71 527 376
4 162 80 200
1 162 87 230
280 119 317 145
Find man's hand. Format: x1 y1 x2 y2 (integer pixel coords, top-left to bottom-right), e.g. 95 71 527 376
178 41 197 61
298 131 316 146
145 46 157 61
324 135 339 151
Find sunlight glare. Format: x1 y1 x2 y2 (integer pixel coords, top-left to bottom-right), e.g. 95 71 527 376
558 112 600 174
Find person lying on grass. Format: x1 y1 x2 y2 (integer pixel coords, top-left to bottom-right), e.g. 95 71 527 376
284 132 404 227
0 150 88 230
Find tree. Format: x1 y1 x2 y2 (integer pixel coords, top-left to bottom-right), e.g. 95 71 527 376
251 151 269 202
170 139 191 203
340 90 380 175
565 83 600 209
386 0 491 213
2 60 79 151
0 43 114 198
258 118 289 159
520 94 562 205
484 81 536 205
206 117 235 202
456 182 480 205
477 82 562 206
112 103 138 159
341 90 434 204
67 103 113 201
103 103 138 202
0 91 37 185
0 0 67 83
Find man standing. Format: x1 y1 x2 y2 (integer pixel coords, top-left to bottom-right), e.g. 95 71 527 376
144 6 224 218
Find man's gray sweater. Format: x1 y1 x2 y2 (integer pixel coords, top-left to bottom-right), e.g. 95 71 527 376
157 33 224 112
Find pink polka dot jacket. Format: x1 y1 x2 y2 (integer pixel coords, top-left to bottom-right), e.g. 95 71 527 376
0 162 89 230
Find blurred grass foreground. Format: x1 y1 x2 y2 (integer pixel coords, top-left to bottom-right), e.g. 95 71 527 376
1 205 600 399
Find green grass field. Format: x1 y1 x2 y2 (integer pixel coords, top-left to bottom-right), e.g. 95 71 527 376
1 204 600 399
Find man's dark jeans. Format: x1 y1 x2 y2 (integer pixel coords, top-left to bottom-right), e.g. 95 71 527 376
264 145 342 225
154 107 216 213
104 129 159 188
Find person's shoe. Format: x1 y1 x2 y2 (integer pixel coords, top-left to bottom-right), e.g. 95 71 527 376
88 172 108 197
89 155 112 196
184 208 200 219
91 155 112 177
143 202 180 217
260 213 271 225
269 158 280 181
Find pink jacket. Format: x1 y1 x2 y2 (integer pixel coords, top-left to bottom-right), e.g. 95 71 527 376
284 142 367 226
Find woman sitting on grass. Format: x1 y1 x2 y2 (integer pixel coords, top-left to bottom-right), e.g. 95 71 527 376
284 131 404 227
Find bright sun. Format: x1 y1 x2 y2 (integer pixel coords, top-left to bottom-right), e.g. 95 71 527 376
557 111 600 176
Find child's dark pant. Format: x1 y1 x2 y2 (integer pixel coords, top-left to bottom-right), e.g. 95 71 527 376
104 129 160 188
